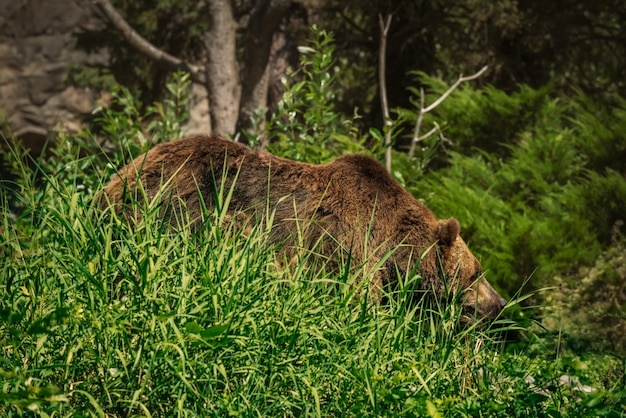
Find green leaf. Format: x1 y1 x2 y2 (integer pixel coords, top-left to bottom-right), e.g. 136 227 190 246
200 324 229 340
184 321 203 334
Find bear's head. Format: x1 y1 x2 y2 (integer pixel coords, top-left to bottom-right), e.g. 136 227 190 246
433 218 507 320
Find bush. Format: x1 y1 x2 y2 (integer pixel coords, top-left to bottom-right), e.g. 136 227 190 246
402 79 626 300
245 26 374 164
543 225 626 355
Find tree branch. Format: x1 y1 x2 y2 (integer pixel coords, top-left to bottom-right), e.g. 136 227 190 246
408 65 488 158
94 0 205 84
378 14 392 172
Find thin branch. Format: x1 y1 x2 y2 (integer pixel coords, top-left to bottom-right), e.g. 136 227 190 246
423 65 488 113
439 129 453 146
417 126 438 142
408 65 488 158
94 0 205 84
378 14 392 172
409 87 426 157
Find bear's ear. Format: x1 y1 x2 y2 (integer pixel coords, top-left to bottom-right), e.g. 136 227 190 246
436 218 460 247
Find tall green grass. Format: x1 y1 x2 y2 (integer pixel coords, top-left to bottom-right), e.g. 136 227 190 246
1 138 624 416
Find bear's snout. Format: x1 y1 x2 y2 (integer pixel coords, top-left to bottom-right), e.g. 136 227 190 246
497 295 508 310
465 277 507 319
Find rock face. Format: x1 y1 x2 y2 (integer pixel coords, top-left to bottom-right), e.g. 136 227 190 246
0 0 110 153
0 0 211 157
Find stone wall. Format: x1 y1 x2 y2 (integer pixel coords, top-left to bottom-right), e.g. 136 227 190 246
0 0 210 155
0 0 110 153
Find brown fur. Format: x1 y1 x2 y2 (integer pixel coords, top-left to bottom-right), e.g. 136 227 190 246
101 134 506 319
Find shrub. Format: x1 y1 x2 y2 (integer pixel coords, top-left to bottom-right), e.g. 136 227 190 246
403 80 626 299
245 26 374 164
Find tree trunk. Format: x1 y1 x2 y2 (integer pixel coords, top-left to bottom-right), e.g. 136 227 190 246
203 0 239 136
96 0 292 138
236 0 292 138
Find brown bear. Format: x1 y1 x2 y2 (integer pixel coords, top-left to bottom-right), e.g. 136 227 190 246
101 134 507 320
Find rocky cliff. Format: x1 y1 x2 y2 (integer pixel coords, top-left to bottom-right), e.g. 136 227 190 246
0 0 211 157
0 0 111 154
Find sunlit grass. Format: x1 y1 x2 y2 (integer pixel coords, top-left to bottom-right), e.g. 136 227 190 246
1 148 623 417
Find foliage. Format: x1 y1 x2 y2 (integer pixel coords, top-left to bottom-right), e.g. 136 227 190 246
542 227 626 355
1 118 623 415
323 0 626 122
396 76 626 354
75 0 208 107
91 70 192 158
73 0 626 139
245 26 372 164
2 28 626 416
398 73 553 160
65 65 118 92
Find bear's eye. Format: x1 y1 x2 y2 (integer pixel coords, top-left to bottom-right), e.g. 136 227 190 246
470 270 483 283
